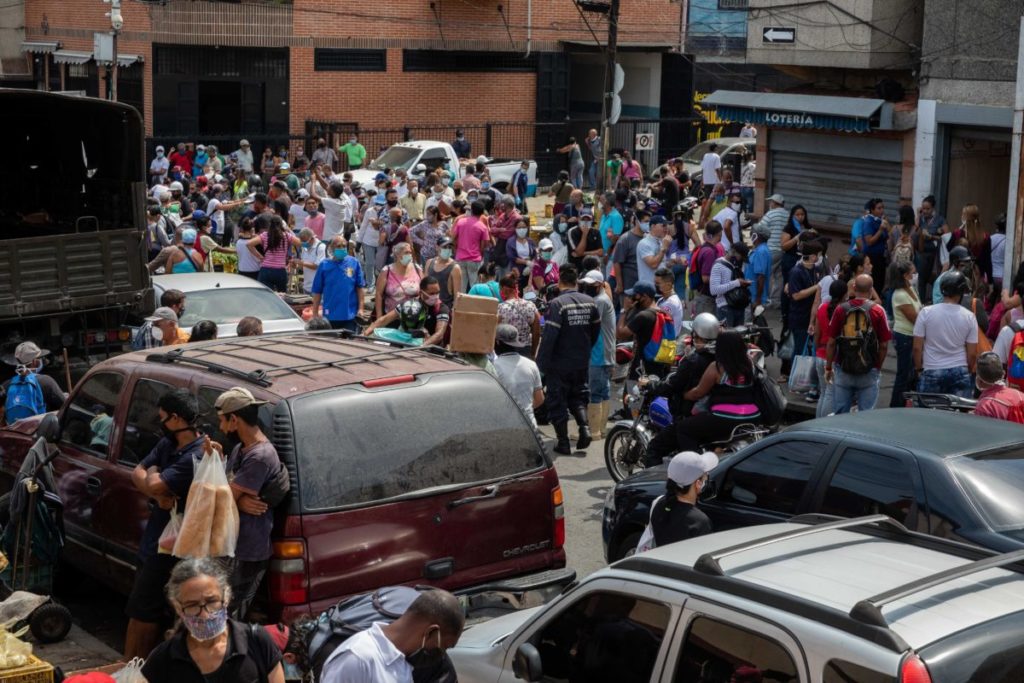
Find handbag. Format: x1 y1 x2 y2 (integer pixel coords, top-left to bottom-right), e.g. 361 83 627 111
788 338 816 394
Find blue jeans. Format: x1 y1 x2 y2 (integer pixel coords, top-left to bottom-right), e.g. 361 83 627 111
671 263 688 300
589 364 612 403
588 160 598 189
832 366 881 414
740 187 754 215
814 357 834 417
918 366 972 398
717 305 745 328
890 332 914 407
571 164 584 189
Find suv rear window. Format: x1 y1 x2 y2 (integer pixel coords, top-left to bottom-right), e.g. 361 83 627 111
291 372 546 511
951 448 1024 531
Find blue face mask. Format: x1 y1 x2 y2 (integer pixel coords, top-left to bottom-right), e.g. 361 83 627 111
301 241 310 250
283 662 303 681
334 248 348 259
639 222 651 233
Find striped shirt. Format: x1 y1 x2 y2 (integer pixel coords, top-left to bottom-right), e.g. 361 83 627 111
259 231 290 269
758 207 789 253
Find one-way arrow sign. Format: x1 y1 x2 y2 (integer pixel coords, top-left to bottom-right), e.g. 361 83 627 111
763 27 796 43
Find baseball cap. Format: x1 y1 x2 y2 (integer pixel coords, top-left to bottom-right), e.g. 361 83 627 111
296 188 310 200
977 352 1006 384
580 269 605 285
768 193 785 205
196 144 206 151
239 139 250 147
191 209 209 223
14 341 50 365
215 387 268 414
753 224 772 241
495 324 519 345
374 172 389 182
145 307 178 323
650 215 667 225
278 162 291 172
181 228 197 244
538 238 554 251
667 450 718 487
374 194 387 205
155 145 165 153
580 211 595 221
625 281 656 298
169 181 184 192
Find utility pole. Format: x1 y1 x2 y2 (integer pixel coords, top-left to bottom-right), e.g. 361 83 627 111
1006 16 1024 283
104 0 122 101
599 0 620 193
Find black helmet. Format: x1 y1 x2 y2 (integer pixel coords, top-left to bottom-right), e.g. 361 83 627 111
939 270 970 298
397 299 427 330
948 245 972 265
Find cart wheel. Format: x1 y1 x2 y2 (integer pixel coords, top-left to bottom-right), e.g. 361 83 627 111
29 602 72 644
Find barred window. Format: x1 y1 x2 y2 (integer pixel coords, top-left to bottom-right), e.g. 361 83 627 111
403 50 537 73
718 0 749 9
314 49 387 72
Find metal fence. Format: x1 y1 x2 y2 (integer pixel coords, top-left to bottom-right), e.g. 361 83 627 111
146 117 702 186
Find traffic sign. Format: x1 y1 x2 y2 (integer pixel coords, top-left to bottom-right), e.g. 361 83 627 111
635 133 655 151
762 27 795 43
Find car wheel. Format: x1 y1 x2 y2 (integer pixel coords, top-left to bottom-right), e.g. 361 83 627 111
612 531 643 563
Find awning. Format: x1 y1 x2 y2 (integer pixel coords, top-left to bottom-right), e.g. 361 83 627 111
701 90 891 133
21 41 60 54
52 50 93 65
95 54 143 67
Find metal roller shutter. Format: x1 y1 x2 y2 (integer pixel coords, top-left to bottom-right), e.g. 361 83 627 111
770 150 902 233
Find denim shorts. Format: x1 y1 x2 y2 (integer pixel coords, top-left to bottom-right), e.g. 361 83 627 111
589 364 612 403
918 366 972 399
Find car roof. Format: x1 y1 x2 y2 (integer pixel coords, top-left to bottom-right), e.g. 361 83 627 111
391 140 447 150
786 409 1024 458
618 520 1024 650
152 273 278 293
111 332 472 399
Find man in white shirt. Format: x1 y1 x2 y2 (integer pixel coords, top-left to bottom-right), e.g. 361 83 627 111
913 271 979 399
493 324 544 426
700 143 722 194
296 228 328 294
320 589 465 683
712 188 743 250
233 139 254 174
740 122 758 138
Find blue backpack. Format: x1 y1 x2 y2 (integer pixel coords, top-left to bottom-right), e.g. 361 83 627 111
5 372 46 422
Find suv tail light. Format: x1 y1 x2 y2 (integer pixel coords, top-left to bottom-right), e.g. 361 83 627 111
269 539 308 605
552 486 565 549
899 654 932 683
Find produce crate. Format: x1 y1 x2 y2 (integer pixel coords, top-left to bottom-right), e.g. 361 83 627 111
0 654 54 683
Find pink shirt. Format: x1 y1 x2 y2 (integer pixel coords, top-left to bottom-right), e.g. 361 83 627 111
305 213 326 240
453 217 490 262
258 231 290 269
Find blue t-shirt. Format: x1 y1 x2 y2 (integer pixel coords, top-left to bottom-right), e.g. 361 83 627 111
849 217 864 255
600 209 625 253
862 214 887 256
312 256 366 322
745 243 772 305
469 281 501 299
138 435 206 561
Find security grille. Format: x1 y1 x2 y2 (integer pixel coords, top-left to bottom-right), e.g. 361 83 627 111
402 50 537 73
718 0 749 8
314 49 386 72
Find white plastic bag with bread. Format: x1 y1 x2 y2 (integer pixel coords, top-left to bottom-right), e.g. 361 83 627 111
173 449 240 558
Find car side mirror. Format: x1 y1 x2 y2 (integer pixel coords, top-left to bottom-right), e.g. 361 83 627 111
414 163 427 174
700 477 719 502
513 642 543 681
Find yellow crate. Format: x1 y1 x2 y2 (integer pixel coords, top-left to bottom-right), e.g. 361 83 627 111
0 654 54 683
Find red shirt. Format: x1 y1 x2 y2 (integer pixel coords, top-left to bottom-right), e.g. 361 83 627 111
168 150 192 172
975 385 1024 425
827 298 892 368
815 303 833 360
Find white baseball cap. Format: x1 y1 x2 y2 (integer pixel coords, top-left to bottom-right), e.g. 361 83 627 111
579 269 605 285
667 451 718 487
538 238 554 251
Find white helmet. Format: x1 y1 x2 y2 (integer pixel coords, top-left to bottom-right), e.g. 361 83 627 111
169 181 184 192
692 312 721 341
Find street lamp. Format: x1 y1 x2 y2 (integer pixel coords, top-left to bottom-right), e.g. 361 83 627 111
103 0 122 101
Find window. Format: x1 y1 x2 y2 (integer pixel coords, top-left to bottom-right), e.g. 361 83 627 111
720 441 826 514
402 50 537 73
121 379 174 466
292 373 545 510
175 287 299 329
60 373 124 457
824 660 896 683
820 449 917 525
418 148 452 172
718 0 749 9
675 617 797 683
314 48 386 72
952 447 1024 532
197 386 231 448
533 591 670 683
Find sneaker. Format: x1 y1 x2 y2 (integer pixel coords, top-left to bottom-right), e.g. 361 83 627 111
805 390 820 402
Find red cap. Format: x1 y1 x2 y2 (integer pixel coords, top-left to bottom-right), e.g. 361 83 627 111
65 674 117 683
196 176 208 186
263 623 289 652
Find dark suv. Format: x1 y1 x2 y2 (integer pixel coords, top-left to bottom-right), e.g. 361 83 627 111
0 332 569 619
603 409 1024 562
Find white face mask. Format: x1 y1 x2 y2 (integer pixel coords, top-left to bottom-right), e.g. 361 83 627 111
910 273 919 287
731 202 742 211
516 228 529 238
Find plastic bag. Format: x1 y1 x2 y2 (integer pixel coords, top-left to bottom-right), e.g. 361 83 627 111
777 331 795 361
173 450 239 559
0 620 32 670
634 496 664 555
0 592 49 625
113 657 147 683
157 508 182 555
788 339 816 394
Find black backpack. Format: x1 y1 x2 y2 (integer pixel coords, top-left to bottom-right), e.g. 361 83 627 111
719 258 751 310
751 365 787 425
835 301 879 375
305 586 458 682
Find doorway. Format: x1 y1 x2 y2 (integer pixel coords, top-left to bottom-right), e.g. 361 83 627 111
199 80 241 133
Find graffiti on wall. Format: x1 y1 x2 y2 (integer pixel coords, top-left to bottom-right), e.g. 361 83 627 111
692 91 740 141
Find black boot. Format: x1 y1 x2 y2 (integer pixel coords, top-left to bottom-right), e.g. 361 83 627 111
553 421 572 455
573 406 592 450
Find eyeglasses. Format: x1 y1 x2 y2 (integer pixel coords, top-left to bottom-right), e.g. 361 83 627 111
179 597 225 617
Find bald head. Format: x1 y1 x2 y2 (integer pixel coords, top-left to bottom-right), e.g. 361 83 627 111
854 274 874 296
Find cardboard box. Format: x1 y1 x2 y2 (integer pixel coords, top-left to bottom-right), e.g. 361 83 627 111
450 293 499 354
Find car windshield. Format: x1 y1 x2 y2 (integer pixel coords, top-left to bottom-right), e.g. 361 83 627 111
952 449 1024 531
291 372 545 511
367 146 420 172
176 287 298 328
682 141 720 164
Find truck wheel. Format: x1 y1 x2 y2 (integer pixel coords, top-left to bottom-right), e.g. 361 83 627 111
612 531 642 563
29 602 73 643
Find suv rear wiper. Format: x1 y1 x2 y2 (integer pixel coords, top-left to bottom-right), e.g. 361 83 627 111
448 474 543 509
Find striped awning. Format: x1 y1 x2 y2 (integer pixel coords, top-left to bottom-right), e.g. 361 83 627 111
21 41 60 54
702 90 891 134
52 50 93 65
95 54 143 67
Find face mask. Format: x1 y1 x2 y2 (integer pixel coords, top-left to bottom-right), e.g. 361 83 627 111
160 416 189 438
556 222 568 234
400 253 413 266
454 188 462 196
540 251 553 260
731 203 742 211
387 199 398 207
300 241 310 250
283 662 303 681
639 222 651 233
433 191 443 198
440 248 452 259
151 326 165 342
406 629 444 670
180 606 228 642
410 189 418 197
482 183 490 190
349 138 357 145
516 228 528 238
334 248 348 260
910 273 919 287
423 293 440 305
156 151 164 158
442 177 451 187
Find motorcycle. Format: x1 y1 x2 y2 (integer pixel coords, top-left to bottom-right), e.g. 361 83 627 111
903 391 977 413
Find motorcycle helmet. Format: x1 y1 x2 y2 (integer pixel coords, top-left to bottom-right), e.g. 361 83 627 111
939 270 970 299
692 313 721 342
948 245 972 266
397 298 427 331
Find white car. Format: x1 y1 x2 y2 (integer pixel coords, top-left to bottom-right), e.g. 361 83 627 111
679 136 755 185
152 273 306 339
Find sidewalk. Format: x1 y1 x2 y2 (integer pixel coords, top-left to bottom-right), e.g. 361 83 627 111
34 624 123 675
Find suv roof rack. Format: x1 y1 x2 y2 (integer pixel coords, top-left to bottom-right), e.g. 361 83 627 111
849 548 1024 628
693 514 902 576
147 349 272 387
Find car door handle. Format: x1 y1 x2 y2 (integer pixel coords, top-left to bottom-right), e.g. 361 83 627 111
448 485 499 509
424 557 454 579
86 476 102 494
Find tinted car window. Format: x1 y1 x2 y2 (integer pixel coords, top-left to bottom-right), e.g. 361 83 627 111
675 617 798 683
824 660 896 683
533 591 669 683
292 372 545 510
176 287 298 328
720 441 827 514
921 610 1024 683
820 449 917 525
121 379 173 466
951 448 1024 531
60 372 124 457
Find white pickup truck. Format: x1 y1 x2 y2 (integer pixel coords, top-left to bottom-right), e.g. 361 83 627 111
349 140 538 197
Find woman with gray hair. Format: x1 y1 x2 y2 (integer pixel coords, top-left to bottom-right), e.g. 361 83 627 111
141 558 285 682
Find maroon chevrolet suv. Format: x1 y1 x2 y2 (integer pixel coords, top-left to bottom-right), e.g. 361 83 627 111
0 332 569 619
